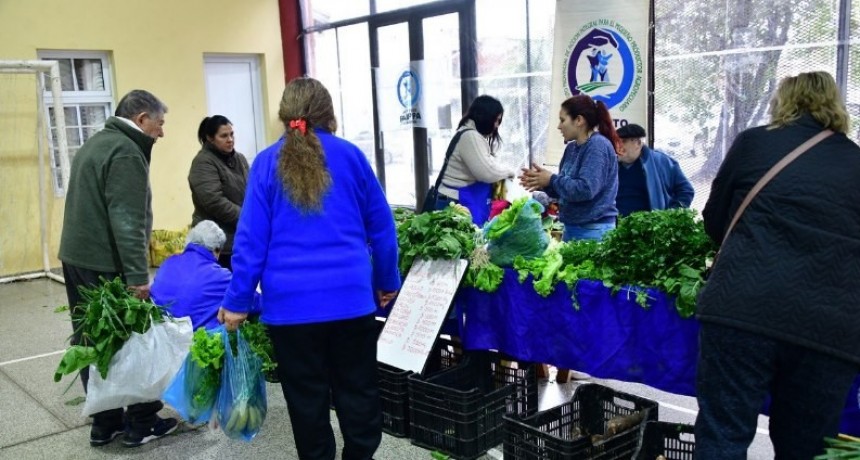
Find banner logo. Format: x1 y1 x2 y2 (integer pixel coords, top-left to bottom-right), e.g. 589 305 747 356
564 20 643 111
397 70 423 125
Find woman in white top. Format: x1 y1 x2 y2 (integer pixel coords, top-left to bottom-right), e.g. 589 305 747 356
436 95 516 225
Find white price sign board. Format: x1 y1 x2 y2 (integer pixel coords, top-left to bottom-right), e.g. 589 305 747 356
377 258 468 373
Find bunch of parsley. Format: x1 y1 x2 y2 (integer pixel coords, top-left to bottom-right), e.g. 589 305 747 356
598 209 716 317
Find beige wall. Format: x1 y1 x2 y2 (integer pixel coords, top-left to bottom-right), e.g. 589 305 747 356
0 0 286 277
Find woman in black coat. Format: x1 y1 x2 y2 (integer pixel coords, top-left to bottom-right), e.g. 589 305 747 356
695 71 860 459
188 115 249 270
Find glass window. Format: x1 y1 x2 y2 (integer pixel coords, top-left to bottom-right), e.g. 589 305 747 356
304 0 369 25
302 0 859 211
475 0 554 168
654 0 843 212
39 51 113 196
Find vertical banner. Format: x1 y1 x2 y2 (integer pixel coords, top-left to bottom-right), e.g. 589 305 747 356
545 0 649 166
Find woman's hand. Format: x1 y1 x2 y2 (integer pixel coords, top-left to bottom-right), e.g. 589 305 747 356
376 290 398 309
218 307 248 331
519 164 553 192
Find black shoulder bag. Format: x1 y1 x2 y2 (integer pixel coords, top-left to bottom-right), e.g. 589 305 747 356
420 128 471 213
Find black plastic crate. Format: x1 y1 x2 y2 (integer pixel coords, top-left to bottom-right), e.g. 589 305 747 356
408 351 539 460
378 335 463 437
633 421 695 460
504 383 658 460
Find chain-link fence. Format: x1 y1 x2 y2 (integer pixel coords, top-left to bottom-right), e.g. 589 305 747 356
654 0 858 212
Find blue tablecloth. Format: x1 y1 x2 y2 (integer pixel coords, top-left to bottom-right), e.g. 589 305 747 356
456 269 860 435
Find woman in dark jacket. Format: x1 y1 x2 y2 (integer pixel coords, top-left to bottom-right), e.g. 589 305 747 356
695 71 860 459
188 115 249 270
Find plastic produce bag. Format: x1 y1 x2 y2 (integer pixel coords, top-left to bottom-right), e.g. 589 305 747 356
216 327 268 441
82 317 193 417
484 197 549 266
163 326 226 425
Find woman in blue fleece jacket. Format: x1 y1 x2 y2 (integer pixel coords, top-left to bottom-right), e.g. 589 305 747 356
218 77 401 460
521 94 621 241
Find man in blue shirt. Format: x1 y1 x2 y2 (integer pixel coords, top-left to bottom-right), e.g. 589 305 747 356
151 220 259 330
615 124 695 217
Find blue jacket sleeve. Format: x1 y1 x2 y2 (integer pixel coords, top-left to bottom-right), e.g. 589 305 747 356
362 160 401 292
549 141 614 203
669 159 695 208
222 148 275 313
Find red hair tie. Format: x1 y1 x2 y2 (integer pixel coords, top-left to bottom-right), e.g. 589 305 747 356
289 118 307 135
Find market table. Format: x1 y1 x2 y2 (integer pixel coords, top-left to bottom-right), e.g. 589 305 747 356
455 269 860 436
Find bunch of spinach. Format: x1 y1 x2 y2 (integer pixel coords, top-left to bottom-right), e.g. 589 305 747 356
396 205 478 276
598 209 716 318
54 277 166 382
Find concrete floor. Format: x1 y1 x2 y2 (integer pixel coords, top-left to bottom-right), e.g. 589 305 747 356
0 277 776 459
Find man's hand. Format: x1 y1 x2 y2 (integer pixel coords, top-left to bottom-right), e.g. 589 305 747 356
519 164 553 192
218 307 248 331
129 284 151 300
376 290 398 309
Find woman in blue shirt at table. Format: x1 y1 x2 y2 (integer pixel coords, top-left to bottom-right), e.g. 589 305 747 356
520 94 620 241
435 95 517 225
218 77 401 460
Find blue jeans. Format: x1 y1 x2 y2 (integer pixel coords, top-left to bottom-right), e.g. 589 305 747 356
562 222 615 241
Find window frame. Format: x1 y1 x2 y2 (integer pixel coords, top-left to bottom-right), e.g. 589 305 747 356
37 50 114 196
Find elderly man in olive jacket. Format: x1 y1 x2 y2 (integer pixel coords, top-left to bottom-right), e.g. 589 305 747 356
58 89 178 448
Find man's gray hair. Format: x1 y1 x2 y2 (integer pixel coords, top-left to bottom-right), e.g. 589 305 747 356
115 89 168 119
186 220 226 252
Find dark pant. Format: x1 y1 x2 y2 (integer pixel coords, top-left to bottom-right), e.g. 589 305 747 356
62 262 163 432
217 252 232 271
694 322 859 460
268 314 381 460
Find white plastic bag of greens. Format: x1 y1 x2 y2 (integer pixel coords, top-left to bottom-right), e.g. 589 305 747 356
83 317 193 417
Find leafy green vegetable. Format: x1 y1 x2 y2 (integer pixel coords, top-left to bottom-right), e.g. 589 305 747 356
191 327 225 370
64 396 86 406
397 205 478 276
54 277 166 382
240 319 277 373
598 209 716 318
464 261 505 292
485 197 537 241
186 320 276 420
477 210 713 317
815 436 860 459
392 206 415 227
187 327 225 418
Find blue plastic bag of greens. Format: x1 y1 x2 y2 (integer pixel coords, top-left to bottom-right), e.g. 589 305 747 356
216 326 267 441
484 197 549 266
163 326 226 425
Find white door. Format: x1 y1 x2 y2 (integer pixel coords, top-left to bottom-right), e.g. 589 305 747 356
203 55 265 163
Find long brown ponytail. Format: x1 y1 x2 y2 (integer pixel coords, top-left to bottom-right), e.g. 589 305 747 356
560 95 622 153
277 78 338 213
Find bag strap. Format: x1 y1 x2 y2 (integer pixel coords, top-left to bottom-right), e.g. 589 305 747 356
722 129 833 242
432 128 473 191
